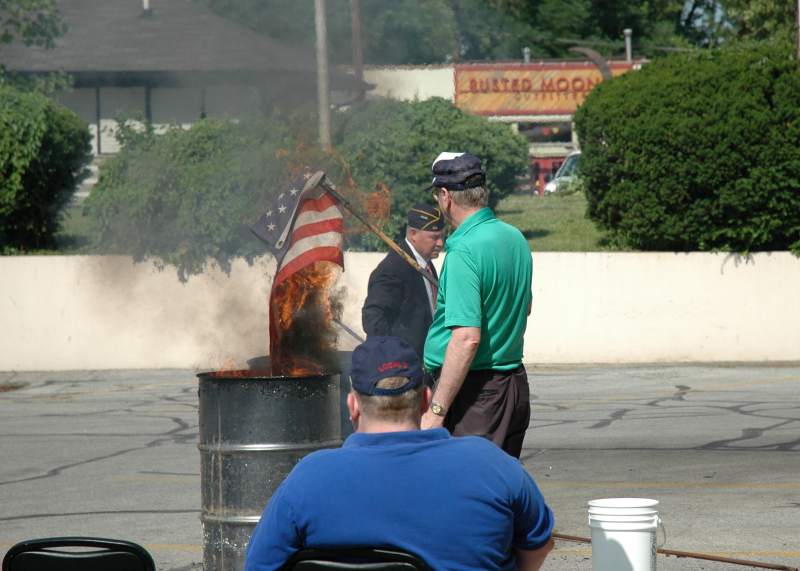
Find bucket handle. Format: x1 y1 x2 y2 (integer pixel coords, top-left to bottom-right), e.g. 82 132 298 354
656 516 667 548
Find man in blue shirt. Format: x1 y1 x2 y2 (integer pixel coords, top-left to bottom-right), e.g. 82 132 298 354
244 336 554 571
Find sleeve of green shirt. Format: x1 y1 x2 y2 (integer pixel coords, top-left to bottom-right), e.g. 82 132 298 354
443 248 482 328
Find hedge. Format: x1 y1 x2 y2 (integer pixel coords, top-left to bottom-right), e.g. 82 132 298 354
85 98 530 277
0 84 91 251
83 116 321 280
574 41 800 254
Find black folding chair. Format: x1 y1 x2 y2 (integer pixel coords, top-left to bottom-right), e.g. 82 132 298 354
2 537 156 571
283 547 432 571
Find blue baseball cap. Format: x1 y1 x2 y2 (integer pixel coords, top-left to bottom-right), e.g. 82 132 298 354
426 152 486 191
350 336 423 396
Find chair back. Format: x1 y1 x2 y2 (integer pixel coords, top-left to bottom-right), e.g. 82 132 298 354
283 547 431 571
2 537 156 571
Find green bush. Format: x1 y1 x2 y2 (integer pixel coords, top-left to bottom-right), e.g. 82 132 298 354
0 84 91 251
574 41 800 254
86 98 530 279
333 97 530 247
84 116 322 279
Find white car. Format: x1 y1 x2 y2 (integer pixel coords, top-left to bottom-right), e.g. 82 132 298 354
544 151 581 193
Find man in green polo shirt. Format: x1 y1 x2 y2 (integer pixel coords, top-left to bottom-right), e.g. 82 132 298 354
421 152 533 458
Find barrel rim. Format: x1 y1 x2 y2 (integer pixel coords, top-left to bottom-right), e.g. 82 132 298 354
197 369 340 382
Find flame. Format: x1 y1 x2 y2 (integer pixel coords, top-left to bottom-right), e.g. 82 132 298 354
209 357 254 378
327 147 392 235
269 261 342 376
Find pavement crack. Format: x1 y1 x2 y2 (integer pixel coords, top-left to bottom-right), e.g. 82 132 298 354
0 509 201 522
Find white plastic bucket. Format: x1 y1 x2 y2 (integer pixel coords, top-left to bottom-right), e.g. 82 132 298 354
588 498 662 571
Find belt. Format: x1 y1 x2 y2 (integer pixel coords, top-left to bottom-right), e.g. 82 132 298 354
427 364 523 380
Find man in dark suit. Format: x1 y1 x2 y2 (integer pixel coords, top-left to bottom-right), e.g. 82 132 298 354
362 204 444 360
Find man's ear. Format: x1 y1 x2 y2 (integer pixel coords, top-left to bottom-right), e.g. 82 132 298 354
347 391 360 429
420 386 433 414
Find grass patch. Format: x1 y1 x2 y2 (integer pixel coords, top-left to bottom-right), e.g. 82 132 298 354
496 192 607 252
55 202 94 252
49 191 608 255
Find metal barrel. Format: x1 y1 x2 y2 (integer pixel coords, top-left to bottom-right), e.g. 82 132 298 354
197 369 342 571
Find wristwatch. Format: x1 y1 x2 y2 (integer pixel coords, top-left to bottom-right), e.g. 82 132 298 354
430 401 446 417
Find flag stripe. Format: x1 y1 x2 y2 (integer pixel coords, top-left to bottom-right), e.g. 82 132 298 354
275 247 344 285
294 204 342 228
279 230 343 270
302 193 338 212
292 218 344 243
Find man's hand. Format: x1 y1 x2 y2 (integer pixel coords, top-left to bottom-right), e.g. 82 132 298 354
427 326 480 425
421 410 445 430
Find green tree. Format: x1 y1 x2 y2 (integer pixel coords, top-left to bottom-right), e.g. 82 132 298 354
720 0 797 42
198 0 699 63
84 116 310 279
198 0 457 65
334 97 530 247
574 40 800 254
0 0 64 51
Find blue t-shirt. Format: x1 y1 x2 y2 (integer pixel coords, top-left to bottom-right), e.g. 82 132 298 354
244 429 553 571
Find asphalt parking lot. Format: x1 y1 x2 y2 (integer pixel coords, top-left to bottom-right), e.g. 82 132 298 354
1 363 798 571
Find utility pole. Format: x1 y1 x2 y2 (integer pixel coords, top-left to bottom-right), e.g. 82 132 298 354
314 0 331 148
350 0 365 102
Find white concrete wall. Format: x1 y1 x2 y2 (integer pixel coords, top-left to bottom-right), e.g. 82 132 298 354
363 66 454 101
1 252 798 371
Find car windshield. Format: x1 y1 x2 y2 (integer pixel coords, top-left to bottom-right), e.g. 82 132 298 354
556 154 580 178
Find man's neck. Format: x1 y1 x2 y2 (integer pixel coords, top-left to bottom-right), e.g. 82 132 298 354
450 206 482 228
356 419 421 433
405 237 429 264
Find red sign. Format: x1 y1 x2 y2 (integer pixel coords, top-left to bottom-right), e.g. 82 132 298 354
455 62 636 116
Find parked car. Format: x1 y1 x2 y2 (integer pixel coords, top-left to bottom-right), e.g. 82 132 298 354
544 151 581 193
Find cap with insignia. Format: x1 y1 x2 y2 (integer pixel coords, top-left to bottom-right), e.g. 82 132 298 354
407 203 444 231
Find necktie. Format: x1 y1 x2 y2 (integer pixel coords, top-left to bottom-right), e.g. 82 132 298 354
425 265 437 314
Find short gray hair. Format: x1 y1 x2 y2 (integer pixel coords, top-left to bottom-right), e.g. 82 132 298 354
355 376 423 421
450 185 489 208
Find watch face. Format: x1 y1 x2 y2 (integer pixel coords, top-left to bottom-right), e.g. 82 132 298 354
431 402 444 416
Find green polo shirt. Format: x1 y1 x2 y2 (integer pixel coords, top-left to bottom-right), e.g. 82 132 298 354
423 208 532 371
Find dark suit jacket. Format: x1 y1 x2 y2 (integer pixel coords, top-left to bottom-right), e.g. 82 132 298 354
362 241 437 359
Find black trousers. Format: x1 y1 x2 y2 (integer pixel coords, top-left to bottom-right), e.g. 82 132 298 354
438 365 530 458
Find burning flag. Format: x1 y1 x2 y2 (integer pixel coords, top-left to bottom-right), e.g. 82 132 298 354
251 171 344 282
251 171 344 375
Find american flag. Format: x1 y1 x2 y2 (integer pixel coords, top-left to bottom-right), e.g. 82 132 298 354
251 172 344 285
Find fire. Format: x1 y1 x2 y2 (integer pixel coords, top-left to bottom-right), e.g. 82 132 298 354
269 261 342 376
209 357 255 378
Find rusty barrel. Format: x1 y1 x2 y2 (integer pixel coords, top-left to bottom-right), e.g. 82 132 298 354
197 369 342 571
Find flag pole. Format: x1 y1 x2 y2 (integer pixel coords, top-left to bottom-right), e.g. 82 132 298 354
310 172 440 288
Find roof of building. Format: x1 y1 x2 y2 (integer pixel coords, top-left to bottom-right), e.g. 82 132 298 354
0 0 362 88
